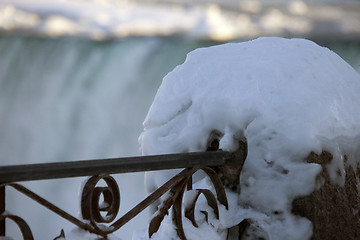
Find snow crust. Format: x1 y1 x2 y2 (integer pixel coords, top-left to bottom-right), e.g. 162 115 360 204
138 37 360 239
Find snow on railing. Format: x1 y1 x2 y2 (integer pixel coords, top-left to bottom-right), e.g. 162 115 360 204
0 145 247 240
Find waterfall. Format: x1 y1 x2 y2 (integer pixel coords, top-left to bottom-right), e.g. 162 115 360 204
0 35 215 239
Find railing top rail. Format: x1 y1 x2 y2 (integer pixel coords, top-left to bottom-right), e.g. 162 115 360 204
0 151 235 183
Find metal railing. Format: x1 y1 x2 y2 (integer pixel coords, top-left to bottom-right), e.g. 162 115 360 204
0 146 247 240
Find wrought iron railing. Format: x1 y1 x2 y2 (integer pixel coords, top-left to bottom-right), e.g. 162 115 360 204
0 145 247 240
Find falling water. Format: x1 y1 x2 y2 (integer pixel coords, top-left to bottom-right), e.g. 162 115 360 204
0 35 217 239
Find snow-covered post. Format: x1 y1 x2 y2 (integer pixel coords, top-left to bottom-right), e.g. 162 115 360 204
139 37 360 240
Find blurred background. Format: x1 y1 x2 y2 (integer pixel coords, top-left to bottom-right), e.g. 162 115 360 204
0 0 359 239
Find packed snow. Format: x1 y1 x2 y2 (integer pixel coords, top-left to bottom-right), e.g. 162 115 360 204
137 37 360 239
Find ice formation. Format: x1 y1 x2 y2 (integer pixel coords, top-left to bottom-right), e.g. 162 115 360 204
138 37 360 239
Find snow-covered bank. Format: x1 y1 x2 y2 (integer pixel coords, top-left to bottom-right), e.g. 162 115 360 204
138 37 360 239
1 0 360 41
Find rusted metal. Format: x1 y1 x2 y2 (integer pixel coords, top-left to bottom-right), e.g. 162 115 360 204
0 184 5 236
0 150 244 239
148 166 230 240
6 183 93 232
53 229 65 240
111 168 196 234
200 167 229 209
0 151 235 183
80 168 201 237
81 175 121 234
172 177 188 240
213 140 247 190
238 219 250 238
81 175 121 223
0 214 34 240
185 189 219 227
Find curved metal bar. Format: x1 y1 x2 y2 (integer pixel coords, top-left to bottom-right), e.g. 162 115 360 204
148 191 175 237
200 167 229 209
148 166 230 240
147 168 197 238
173 168 229 240
74 168 199 237
184 189 219 227
148 176 192 238
0 214 34 240
81 175 120 234
172 177 189 240
111 167 198 233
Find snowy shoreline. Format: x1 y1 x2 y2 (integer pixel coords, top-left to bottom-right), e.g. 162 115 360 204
1 0 360 41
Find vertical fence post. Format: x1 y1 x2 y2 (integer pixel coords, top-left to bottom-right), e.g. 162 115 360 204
0 184 5 236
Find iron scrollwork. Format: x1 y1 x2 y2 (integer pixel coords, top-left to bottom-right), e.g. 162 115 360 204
0 213 34 240
0 182 94 239
81 175 121 235
0 147 247 239
0 168 229 240
78 166 229 239
149 167 229 239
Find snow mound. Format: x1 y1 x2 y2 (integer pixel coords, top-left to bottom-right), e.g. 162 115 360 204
138 37 360 240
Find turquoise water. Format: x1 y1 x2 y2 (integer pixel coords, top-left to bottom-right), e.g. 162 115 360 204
0 36 214 165
0 35 359 239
